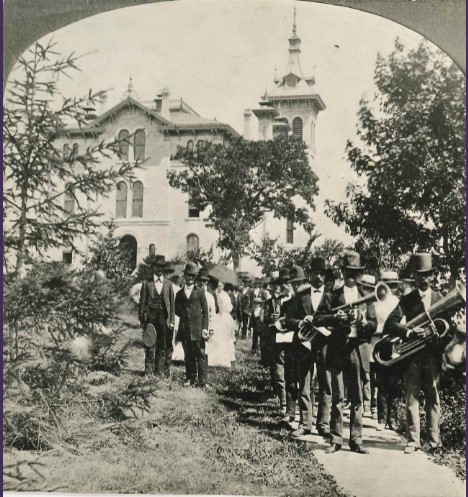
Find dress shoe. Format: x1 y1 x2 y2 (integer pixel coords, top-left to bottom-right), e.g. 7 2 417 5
371 411 378 420
325 443 342 454
376 423 385 431
404 446 420 454
292 428 311 438
386 422 397 431
317 428 331 438
349 444 369 454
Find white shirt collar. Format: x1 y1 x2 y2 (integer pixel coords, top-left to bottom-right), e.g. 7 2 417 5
418 288 431 297
154 274 164 282
343 285 359 304
311 285 324 294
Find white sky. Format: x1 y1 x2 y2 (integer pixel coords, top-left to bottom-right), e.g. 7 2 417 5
26 0 441 244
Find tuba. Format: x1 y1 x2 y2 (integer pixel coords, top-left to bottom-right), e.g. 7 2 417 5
298 282 392 343
373 281 466 367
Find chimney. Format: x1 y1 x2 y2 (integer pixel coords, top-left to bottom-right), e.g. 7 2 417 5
243 109 252 139
154 87 170 119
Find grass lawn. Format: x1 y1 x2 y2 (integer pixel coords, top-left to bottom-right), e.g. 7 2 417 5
4 310 349 496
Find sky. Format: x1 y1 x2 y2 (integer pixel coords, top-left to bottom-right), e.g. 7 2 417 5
19 0 446 245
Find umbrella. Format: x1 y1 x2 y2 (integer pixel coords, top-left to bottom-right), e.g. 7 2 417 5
207 264 241 287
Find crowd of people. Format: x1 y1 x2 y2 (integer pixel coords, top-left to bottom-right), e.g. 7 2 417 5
136 250 465 455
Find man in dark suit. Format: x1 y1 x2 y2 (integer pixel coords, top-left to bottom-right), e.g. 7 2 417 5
326 252 377 454
241 277 254 339
384 253 445 454
175 262 210 388
285 258 337 438
139 255 175 378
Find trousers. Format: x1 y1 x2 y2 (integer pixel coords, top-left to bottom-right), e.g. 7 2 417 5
182 339 208 385
275 342 298 417
144 308 172 377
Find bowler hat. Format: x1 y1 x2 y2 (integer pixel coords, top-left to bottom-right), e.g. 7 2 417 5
289 265 307 283
380 270 400 285
183 262 199 276
361 274 376 289
310 257 326 272
411 253 435 274
276 267 291 283
153 255 167 268
197 268 211 282
342 251 365 270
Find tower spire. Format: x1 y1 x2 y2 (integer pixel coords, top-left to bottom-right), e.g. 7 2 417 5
293 4 297 35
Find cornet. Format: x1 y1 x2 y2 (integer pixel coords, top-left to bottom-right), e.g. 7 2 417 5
298 282 392 343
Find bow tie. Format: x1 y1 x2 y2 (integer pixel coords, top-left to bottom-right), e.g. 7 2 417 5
313 289 322 293
156 278 162 282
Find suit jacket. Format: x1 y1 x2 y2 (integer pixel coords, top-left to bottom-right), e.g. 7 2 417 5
138 278 175 327
326 286 377 371
284 285 335 351
175 286 209 341
241 288 255 315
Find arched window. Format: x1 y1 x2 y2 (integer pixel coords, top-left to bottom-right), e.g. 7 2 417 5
292 117 303 139
148 243 156 257
187 140 194 152
72 143 79 158
64 189 75 214
187 233 200 252
197 139 205 150
116 181 128 218
286 214 294 244
120 235 138 271
132 181 143 217
134 129 145 160
118 129 130 160
63 143 70 159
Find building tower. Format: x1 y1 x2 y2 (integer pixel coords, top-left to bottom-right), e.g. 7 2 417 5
252 6 325 156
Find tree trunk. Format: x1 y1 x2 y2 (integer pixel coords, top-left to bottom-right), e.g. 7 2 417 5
448 263 459 290
232 252 240 272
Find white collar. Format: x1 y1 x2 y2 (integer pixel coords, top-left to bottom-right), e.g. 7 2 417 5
311 285 324 294
154 275 164 282
418 288 431 297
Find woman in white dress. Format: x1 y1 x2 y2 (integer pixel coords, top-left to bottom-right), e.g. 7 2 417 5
215 282 237 364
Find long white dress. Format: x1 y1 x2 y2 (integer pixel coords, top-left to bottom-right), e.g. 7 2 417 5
206 290 236 367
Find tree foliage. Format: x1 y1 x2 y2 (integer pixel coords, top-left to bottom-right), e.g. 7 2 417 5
325 40 465 286
168 136 319 268
3 39 138 276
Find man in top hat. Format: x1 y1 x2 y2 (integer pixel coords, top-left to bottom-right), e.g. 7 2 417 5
265 267 296 421
372 270 401 431
139 255 176 378
326 252 377 454
175 262 210 388
285 258 337 438
384 253 446 453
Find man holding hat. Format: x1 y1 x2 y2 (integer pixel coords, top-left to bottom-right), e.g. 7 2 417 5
175 262 210 388
326 252 377 454
139 255 176 378
384 253 445 453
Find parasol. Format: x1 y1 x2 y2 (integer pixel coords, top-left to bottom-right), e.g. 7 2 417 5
207 264 241 287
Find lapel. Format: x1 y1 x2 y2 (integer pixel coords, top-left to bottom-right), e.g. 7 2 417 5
148 279 155 299
335 287 346 307
300 289 313 315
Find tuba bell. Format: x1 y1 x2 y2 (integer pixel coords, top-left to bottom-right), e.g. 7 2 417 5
298 282 392 343
373 281 466 367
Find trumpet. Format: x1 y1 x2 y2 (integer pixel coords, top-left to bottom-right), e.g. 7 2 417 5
298 282 392 342
373 281 466 367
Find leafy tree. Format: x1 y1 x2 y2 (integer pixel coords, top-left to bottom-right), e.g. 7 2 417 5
168 135 319 270
3 39 138 277
325 40 465 287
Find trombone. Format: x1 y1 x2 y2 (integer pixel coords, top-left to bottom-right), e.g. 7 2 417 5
298 282 392 343
373 281 466 367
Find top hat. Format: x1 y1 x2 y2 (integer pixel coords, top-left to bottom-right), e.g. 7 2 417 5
197 268 211 282
361 274 376 289
342 251 365 270
183 262 199 276
310 257 327 272
289 265 307 283
153 255 167 268
411 253 435 274
380 270 400 285
276 267 291 284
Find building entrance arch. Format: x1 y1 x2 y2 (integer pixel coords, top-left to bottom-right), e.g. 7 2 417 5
119 234 138 271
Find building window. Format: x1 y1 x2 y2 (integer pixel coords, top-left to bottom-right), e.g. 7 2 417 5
63 143 70 159
196 140 205 151
118 129 130 160
116 181 128 218
148 243 156 257
64 189 75 214
286 214 294 244
134 129 145 160
292 117 303 139
187 233 199 252
132 181 143 217
187 140 194 152
63 249 73 264
188 191 200 218
72 143 79 158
